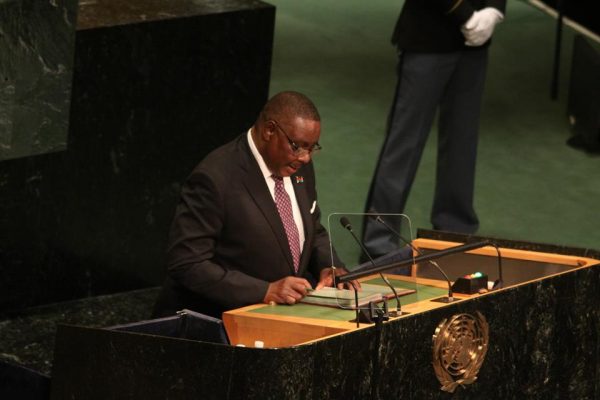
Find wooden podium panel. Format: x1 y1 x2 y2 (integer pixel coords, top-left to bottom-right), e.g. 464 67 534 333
224 239 599 348
223 304 351 347
224 275 452 347
223 239 598 347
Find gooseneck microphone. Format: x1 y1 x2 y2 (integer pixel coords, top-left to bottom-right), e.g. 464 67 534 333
373 216 455 303
339 217 362 326
489 243 504 289
373 216 504 292
337 240 492 283
339 216 402 316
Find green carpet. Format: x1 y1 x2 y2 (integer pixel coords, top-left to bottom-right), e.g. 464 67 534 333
268 0 600 266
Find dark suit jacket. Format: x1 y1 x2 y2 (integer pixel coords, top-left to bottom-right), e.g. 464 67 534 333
391 0 506 52
153 134 342 318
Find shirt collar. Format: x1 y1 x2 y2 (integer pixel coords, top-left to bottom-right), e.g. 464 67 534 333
248 127 278 181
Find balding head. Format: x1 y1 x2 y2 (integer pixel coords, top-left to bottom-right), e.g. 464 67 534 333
258 91 320 124
252 91 321 177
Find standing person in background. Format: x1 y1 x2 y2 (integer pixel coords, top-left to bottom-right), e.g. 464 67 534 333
362 0 506 258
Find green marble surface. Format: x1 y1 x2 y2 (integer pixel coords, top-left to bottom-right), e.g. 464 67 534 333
77 0 269 29
0 287 159 376
0 0 76 161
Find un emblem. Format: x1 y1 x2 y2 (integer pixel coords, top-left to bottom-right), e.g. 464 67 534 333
432 312 489 393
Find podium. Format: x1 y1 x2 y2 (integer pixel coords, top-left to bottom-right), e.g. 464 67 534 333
50 233 600 399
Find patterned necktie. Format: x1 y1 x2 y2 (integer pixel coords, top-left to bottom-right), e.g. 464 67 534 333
273 176 301 273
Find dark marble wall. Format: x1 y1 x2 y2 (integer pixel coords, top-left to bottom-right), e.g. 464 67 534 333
0 0 76 161
0 0 275 314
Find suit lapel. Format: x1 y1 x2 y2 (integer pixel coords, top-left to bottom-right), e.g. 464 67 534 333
237 137 295 273
292 172 313 276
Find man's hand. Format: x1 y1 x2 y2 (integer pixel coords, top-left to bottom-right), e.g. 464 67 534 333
315 267 361 291
461 8 504 47
263 276 312 305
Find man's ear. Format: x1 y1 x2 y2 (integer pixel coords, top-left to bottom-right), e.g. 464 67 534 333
263 121 276 139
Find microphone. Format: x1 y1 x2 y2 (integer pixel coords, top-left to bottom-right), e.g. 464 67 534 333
337 240 492 283
373 216 504 292
489 243 504 290
339 216 402 318
339 217 363 326
340 216 352 230
373 216 455 303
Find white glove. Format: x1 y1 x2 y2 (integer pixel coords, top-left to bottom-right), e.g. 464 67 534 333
461 7 504 47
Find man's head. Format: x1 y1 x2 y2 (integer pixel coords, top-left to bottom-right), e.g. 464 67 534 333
252 91 321 177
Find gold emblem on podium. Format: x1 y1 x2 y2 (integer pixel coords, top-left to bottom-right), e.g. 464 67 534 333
432 312 489 393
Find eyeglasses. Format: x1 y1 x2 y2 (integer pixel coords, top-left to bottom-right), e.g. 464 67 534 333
271 120 322 156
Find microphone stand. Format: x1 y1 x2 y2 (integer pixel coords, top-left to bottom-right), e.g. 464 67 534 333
337 240 493 284
340 217 400 325
490 243 504 289
374 216 455 303
374 216 504 292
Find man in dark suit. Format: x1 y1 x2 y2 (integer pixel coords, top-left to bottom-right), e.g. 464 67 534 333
362 0 506 257
154 91 354 318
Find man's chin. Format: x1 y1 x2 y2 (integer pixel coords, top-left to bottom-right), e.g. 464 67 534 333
284 165 299 176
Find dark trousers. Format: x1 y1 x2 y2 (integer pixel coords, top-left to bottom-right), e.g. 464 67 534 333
363 48 489 256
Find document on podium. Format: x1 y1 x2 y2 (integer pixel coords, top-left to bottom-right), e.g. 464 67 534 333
300 284 415 309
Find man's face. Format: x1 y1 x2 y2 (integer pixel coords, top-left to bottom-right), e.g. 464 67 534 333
263 116 321 177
